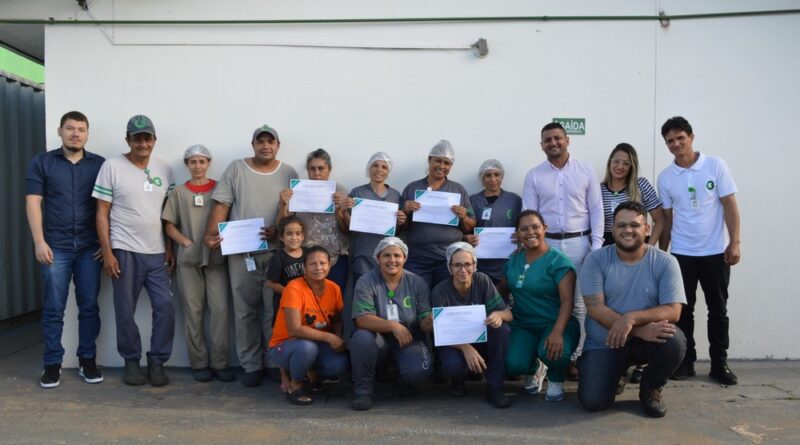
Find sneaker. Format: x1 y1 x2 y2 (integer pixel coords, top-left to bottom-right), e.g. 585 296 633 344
211 367 236 382
545 381 564 402
630 366 644 384
639 388 667 418
487 389 511 409
193 367 213 382
241 370 262 387
147 359 169 387
616 376 626 395
448 378 467 398
123 359 147 386
352 394 373 411
709 362 738 386
40 364 61 388
670 361 696 381
523 360 548 394
78 357 104 384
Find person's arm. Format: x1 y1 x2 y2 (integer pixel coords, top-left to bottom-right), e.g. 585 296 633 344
265 281 285 295
203 201 230 250
522 170 538 211
285 307 345 351
544 270 576 361
659 208 673 250
457 211 476 233
333 192 353 234
96 199 120 278
485 308 513 327
648 207 666 247
25 195 53 265
588 287 682 349
586 169 605 250
165 221 192 248
275 188 294 227
720 194 741 265
355 314 413 347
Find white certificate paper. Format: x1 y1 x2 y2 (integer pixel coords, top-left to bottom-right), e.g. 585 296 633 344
288 179 336 214
413 189 460 226
349 198 398 236
218 218 268 255
474 227 517 259
433 305 487 347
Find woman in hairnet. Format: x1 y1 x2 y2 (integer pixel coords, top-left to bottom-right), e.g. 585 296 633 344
431 242 513 408
464 159 522 286
349 237 433 411
400 140 476 289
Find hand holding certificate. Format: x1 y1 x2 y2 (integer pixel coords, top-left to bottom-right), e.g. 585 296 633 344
288 179 336 213
218 218 268 255
349 198 399 236
433 305 488 347
413 189 460 226
474 227 517 259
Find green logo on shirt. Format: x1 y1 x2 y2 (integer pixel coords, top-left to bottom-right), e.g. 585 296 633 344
506 209 514 220
153 177 163 187
402 296 412 309
705 180 715 191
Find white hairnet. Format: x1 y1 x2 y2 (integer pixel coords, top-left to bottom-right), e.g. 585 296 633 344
478 159 504 178
365 151 394 177
183 144 212 160
446 241 478 270
373 237 408 260
428 139 455 162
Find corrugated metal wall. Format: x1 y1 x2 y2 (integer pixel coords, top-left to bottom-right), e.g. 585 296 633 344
0 73 45 320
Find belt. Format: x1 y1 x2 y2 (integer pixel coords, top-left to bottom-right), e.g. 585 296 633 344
545 230 591 240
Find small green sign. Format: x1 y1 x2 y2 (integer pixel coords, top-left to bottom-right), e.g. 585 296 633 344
553 117 586 135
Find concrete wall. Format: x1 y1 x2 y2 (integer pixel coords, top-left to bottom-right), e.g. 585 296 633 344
6 0 798 364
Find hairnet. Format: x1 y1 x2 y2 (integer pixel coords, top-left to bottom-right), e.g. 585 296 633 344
428 139 455 162
365 151 394 177
183 144 212 160
373 237 408 260
478 159 504 178
446 241 478 269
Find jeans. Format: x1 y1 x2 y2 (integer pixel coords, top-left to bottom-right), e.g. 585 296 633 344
268 339 349 382
577 328 686 412
41 247 102 366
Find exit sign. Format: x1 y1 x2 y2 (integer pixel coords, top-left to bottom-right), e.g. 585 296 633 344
553 117 585 135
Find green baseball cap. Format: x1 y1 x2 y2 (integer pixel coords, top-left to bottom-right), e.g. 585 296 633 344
252 124 279 143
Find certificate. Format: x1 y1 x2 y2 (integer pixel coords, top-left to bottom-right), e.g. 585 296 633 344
433 305 487 347
218 218 268 255
474 227 517 259
349 198 398 236
413 189 460 226
288 179 336 214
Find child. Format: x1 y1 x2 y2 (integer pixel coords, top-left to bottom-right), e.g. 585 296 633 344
265 216 306 391
162 145 234 383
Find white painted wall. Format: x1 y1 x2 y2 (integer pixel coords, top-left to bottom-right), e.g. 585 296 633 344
8 0 799 364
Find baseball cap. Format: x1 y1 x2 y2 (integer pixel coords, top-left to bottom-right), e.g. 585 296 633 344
127 115 156 137
252 124 280 143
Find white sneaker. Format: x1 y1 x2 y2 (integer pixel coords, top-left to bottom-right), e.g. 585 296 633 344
522 360 548 394
545 381 564 402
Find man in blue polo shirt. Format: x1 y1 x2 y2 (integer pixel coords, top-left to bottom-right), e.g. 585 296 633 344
26 111 106 388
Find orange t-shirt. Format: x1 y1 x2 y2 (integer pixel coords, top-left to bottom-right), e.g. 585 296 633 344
268 278 343 348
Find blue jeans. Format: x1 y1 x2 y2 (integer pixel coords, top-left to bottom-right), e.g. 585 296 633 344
41 247 102 366
268 339 349 382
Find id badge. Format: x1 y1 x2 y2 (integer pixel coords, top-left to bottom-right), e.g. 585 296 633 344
691 198 699 209
143 181 154 192
515 274 525 289
245 256 256 272
194 195 204 207
386 303 400 321
482 207 492 221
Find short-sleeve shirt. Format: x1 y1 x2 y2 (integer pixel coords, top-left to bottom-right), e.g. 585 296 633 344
401 177 473 258
351 269 431 337
657 153 737 256
269 278 343 348
579 245 687 352
211 159 298 250
26 148 105 250
265 248 306 290
601 177 662 232
348 183 402 275
430 272 506 314
92 155 174 254
470 189 522 281
161 180 224 267
504 248 575 328
297 182 350 262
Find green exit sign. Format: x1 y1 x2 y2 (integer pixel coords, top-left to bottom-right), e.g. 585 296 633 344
553 117 585 135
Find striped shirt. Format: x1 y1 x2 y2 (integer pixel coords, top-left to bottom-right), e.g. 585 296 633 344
601 177 662 232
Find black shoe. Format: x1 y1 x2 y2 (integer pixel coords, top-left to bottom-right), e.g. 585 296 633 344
639 388 667 418
193 367 213 382
669 362 695 381
147 359 169 387
616 376 626 395
487 389 511 409
448 379 467 398
40 364 61 389
78 357 103 384
123 359 147 386
211 367 236 382
630 366 644 384
709 362 738 386
352 394 373 411
264 367 282 382
241 370 262 387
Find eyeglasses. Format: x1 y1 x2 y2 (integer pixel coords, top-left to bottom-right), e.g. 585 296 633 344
613 222 644 230
450 262 475 270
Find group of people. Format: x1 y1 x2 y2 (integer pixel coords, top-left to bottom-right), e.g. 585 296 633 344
26 111 741 419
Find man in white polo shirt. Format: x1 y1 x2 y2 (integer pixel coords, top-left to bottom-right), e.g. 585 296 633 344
657 116 741 385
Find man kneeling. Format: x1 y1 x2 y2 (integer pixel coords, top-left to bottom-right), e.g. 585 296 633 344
578 201 686 418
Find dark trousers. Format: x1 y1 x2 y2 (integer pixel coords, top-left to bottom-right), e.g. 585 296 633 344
438 324 510 391
673 253 730 364
350 329 433 396
577 328 686 412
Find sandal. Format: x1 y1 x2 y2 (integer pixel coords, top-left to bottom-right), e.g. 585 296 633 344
286 387 313 406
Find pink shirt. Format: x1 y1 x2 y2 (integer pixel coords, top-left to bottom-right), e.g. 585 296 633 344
522 156 604 249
